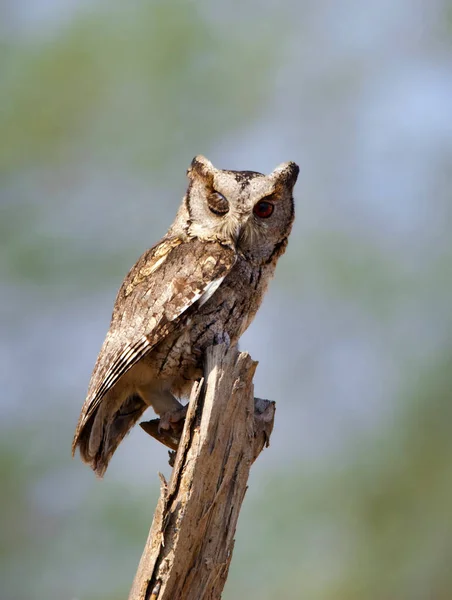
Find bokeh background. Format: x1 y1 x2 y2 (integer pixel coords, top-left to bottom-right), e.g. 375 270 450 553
2 1 452 599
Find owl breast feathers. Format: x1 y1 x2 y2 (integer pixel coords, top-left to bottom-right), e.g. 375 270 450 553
72 155 299 476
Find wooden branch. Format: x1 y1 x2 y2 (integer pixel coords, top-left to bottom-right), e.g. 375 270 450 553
128 344 275 600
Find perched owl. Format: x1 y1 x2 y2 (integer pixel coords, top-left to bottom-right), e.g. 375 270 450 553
72 155 299 477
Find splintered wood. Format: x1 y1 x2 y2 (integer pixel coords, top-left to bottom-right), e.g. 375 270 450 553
129 344 275 600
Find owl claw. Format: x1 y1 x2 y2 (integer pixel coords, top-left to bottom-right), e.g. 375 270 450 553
213 331 230 347
158 405 188 433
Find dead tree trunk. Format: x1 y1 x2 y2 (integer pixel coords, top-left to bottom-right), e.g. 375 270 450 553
128 343 275 600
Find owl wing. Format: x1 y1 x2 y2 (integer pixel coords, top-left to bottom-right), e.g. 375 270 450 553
72 236 236 450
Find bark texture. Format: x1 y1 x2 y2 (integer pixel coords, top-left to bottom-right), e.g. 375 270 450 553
128 343 275 600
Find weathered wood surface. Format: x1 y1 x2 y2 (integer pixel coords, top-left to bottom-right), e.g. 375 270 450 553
128 344 275 600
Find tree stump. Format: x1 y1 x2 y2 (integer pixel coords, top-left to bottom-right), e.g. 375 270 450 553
128 343 275 600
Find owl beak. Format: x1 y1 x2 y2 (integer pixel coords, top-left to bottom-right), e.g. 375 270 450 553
236 218 252 251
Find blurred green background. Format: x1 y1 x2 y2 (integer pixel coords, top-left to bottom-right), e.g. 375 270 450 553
1 1 452 599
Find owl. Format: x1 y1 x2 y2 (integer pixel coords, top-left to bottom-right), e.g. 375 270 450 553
72 155 299 477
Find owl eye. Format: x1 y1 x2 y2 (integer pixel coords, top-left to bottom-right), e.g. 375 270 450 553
253 200 274 219
207 191 229 216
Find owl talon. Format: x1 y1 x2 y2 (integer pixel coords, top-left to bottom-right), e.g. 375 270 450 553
158 406 188 433
213 331 230 347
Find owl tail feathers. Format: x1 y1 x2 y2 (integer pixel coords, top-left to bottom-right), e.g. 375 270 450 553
72 394 148 478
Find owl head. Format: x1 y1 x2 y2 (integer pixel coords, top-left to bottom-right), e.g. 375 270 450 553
170 155 299 264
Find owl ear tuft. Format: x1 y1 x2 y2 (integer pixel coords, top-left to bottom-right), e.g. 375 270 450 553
187 155 216 183
271 161 299 190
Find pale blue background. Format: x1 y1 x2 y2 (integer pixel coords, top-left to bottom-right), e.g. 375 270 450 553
1 1 451 598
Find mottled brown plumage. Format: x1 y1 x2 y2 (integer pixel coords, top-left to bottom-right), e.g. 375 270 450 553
72 155 299 476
